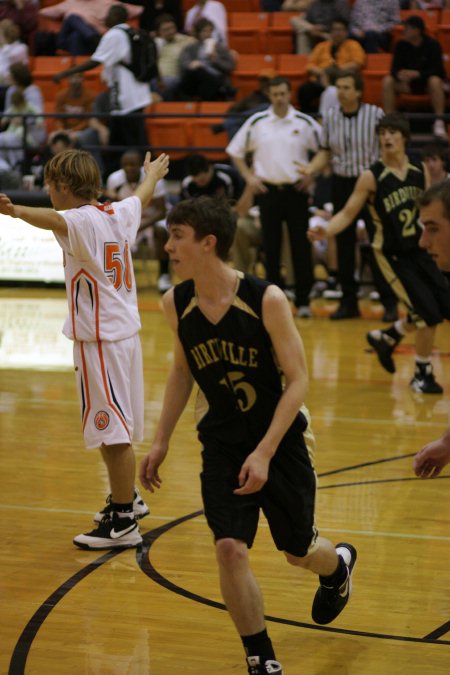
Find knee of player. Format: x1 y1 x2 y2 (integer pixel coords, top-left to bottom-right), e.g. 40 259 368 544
215 538 249 567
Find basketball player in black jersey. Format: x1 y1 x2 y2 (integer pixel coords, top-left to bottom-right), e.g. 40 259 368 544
139 196 356 675
414 179 450 477
309 112 450 394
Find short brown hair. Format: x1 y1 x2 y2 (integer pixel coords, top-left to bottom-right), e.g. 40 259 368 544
167 196 236 261
44 150 101 201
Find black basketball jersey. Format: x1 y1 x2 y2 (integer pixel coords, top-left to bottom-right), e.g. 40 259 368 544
367 157 425 254
174 273 306 446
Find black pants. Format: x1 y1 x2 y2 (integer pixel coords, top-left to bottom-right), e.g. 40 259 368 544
107 108 148 173
257 185 313 307
332 175 396 309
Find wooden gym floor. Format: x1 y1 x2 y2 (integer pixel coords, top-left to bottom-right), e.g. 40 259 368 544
1 270 449 674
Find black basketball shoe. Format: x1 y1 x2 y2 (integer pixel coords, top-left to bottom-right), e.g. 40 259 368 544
73 512 142 550
410 363 443 394
312 542 357 625
366 330 397 373
246 656 283 674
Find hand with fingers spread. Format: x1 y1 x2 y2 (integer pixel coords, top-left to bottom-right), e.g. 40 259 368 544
143 151 170 181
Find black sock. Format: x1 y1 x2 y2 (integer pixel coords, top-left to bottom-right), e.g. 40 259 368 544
319 554 347 587
110 501 133 515
415 360 431 374
241 629 275 662
383 325 403 343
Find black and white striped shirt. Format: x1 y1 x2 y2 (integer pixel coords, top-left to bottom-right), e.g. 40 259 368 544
321 103 384 178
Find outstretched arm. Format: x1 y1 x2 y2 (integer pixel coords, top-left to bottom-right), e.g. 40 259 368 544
134 152 170 210
414 428 450 479
53 59 101 83
139 289 194 492
0 193 68 236
308 170 375 241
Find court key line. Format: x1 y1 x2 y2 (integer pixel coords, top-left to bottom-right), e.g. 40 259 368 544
137 512 450 646
8 506 450 674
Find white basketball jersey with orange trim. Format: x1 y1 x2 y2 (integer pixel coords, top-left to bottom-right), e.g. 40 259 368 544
54 196 141 342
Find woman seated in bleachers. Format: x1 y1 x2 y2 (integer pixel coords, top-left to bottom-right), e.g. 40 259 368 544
0 88 45 170
177 17 235 101
4 63 44 116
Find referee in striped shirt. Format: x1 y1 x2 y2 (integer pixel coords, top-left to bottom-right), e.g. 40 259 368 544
302 72 396 320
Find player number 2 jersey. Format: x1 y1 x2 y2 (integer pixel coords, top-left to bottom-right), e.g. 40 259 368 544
54 196 141 342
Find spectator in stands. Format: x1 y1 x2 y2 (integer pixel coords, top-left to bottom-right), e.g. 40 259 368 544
211 69 274 140
298 19 366 113
152 13 194 101
124 0 183 32
0 88 45 170
0 19 28 84
177 18 235 102
382 15 448 140
48 130 74 155
5 63 43 116
422 143 450 184
53 4 151 164
180 153 241 200
53 74 105 172
39 0 143 56
350 0 400 53
291 0 351 54
105 148 171 293
31 130 74 186
318 65 339 119
184 0 227 46
0 0 38 44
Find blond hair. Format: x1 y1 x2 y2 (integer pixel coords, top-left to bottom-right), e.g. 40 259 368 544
44 150 101 201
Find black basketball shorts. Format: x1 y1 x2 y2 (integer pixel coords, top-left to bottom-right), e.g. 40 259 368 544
200 433 318 558
375 248 450 327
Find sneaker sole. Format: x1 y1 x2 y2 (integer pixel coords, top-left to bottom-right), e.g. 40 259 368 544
73 533 143 550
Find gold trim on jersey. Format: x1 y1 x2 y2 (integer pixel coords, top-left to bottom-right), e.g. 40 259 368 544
180 296 198 320
232 296 259 319
378 162 422 184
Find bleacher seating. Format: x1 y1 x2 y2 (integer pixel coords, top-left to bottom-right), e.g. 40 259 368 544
22 2 450 158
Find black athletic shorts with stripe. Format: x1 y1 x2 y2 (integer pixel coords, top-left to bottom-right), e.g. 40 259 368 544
200 429 318 558
375 248 450 327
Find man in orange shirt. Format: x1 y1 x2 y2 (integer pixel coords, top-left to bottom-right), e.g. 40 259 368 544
298 18 366 113
53 73 104 172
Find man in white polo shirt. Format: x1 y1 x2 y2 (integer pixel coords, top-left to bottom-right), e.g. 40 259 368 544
226 76 321 318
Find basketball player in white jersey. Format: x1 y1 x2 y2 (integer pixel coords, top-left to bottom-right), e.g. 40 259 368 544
0 149 169 549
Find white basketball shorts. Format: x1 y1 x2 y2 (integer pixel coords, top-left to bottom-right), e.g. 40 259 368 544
73 334 144 449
